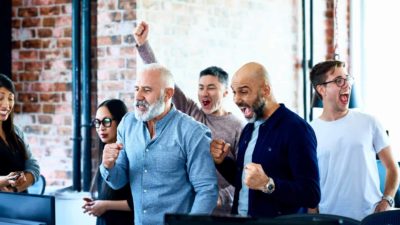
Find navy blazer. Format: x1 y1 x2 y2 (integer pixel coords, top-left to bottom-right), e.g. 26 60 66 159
217 104 320 218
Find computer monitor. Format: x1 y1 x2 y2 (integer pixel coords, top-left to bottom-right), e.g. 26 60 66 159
165 214 340 225
0 192 55 225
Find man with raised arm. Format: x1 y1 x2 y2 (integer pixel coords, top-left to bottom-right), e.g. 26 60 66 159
133 21 244 214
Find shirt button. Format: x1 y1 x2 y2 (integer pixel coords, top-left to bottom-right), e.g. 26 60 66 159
145 149 149 152
144 169 148 173
143 189 147 193
143 210 147 213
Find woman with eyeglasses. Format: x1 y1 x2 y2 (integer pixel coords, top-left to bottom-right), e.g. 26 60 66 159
82 99 134 225
0 73 40 192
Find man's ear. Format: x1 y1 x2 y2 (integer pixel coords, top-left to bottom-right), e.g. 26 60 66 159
316 85 325 99
164 87 174 101
262 83 271 97
222 86 228 98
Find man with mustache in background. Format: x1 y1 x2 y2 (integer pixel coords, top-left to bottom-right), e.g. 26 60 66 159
100 63 218 225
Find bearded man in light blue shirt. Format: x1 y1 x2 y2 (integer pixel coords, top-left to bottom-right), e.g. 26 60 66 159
100 63 218 225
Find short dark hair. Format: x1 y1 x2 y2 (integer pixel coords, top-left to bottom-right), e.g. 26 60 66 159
199 66 229 87
310 60 345 99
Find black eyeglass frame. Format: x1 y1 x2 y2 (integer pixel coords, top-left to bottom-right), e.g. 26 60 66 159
318 75 354 88
92 117 114 128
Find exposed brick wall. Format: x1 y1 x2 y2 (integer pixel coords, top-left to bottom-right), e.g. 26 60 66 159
324 0 350 63
12 0 74 188
11 0 137 190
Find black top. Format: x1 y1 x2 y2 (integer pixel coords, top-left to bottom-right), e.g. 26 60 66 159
0 138 25 175
96 168 134 225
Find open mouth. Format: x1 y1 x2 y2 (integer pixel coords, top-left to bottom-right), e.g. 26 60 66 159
339 93 349 105
240 106 254 118
202 100 211 107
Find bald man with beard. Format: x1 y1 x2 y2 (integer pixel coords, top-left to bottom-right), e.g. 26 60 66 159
211 62 321 217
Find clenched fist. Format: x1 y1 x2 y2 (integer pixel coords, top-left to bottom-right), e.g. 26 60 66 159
210 139 230 164
243 163 269 191
134 21 149 46
102 143 123 169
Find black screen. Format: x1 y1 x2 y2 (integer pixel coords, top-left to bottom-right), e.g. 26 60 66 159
165 214 340 225
0 192 55 225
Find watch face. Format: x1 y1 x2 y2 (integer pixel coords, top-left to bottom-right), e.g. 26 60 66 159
268 184 274 191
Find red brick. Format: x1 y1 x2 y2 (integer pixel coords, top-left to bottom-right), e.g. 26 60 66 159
32 0 55 4
55 0 71 4
22 104 41 113
19 50 38 60
43 104 56 113
55 16 71 27
64 27 71 37
32 82 54 92
54 82 71 91
42 40 52 48
38 115 53 124
97 36 122 46
38 29 53 38
23 39 42 48
22 18 41 27
12 62 24 71
12 19 21 28
14 83 23 92
12 0 23 7
18 93 39 103
57 39 71 48
18 8 39 17
18 72 40 81
40 6 60 16
13 104 22 113
40 50 60 60
24 62 43 71
12 41 21 49
42 17 55 27
40 93 61 102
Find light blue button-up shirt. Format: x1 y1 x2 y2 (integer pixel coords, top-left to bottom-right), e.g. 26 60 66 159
100 106 218 225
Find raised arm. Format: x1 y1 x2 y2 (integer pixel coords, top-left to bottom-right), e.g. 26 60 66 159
134 21 157 64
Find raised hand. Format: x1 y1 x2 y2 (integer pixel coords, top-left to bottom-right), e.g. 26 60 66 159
134 21 149 46
102 143 123 169
210 139 230 164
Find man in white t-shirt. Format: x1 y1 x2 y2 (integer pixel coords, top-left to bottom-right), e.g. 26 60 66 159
309 60 399 220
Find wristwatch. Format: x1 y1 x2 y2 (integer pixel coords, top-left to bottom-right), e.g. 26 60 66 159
262 177 275 194
382 195 395 207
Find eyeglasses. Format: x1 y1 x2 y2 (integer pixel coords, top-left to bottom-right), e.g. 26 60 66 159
92 117 113 128
319 75 354 88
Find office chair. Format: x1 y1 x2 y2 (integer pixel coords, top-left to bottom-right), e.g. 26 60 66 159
361 210 400 225
275 213 361 225
27 174 46 195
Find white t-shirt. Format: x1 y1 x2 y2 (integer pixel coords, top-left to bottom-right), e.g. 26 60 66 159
310 110 389 220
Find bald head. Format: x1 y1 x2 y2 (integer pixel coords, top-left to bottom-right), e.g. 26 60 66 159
233 62 270 87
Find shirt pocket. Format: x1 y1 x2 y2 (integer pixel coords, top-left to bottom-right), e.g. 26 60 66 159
154 143 186 173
